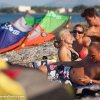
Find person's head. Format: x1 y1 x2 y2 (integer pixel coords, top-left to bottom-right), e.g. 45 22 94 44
81 8 98 26
72 24 84 39
89 42 100 62
56 28 74 45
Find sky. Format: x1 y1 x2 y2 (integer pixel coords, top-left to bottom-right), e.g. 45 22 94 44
0 0 100 8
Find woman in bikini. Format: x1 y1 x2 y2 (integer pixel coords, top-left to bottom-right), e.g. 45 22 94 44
72 24 91 59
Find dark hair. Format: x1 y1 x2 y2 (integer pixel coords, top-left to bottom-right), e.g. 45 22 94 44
81 7 97 18
90 42 100 51
54 40 61 48
42 56 48 60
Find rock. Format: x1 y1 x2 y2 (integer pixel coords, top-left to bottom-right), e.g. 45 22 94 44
1 40 58 65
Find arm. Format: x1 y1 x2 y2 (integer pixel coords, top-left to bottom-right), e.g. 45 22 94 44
92 80 100 84
54 56 89 68
80 75 100 84
80 63 100 84
85 26 100 38
58 47 71 62
83 36 91 47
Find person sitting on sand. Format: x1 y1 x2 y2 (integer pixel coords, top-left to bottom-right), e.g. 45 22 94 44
49 29 81 83
32 28 80 74
72 24 91 59
54 28 80 62
81 7 100 39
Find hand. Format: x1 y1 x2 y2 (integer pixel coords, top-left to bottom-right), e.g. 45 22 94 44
79 75 91 84
49 64 57 70
49 62 62 70
75 58 81 61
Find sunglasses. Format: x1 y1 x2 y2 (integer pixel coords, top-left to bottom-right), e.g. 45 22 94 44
72 30 83 34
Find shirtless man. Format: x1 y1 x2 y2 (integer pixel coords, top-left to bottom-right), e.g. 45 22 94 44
70 42 100 85
81 7 100 39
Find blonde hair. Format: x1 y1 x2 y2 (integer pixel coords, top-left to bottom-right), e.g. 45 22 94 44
55 28 69 41
54 29 72 48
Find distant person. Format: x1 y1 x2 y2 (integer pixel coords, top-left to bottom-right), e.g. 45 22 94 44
72 24 91 59
81 7 100 39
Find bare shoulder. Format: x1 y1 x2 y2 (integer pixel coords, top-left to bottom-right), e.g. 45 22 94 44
88 26 95 30
83 36 91 47
91 63 100 71
59 46 70 54
83 36 91 42
58 46 71 61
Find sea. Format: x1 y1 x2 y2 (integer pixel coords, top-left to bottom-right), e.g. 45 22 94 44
0 13 86 24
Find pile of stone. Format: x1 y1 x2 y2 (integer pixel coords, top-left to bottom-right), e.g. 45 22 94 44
1 40 58 66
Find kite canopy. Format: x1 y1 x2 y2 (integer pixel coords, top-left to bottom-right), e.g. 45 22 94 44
22 11 71 47
24 15 35 26
13 17 33 32
40 11 70 33
0 22 30 53
0 11 71 53
24 14 43 26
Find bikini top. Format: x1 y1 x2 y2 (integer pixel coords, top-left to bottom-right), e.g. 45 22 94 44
71 52 79 61
79 50 87 59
